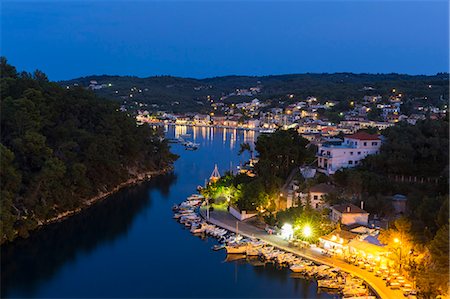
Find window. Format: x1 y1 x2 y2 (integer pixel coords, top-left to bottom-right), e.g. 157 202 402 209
350 151 353 155
363 142 367 146
357 152 361 155
372 142 378 146
315 203 319 209
349 160 353 165
313 195 318 200
355 160 358 164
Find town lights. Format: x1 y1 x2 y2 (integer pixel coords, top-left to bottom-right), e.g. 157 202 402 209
394 238 400 244
281 223 294 240
303 225 312 238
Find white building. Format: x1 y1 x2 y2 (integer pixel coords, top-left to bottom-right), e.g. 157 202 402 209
317 132 381 175
331 203 369 226
301 183 337 209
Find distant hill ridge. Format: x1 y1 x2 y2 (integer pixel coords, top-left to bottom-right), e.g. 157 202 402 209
60 73 449 113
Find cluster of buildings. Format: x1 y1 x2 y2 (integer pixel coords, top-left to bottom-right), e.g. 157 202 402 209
135 89 445 135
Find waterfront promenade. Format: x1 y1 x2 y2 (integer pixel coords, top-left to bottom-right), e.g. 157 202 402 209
201 209 405 299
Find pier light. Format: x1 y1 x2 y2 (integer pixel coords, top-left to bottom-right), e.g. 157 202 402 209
281 223 294 240
302 225 312 238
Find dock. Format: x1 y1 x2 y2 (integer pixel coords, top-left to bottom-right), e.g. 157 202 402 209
200 208 405 299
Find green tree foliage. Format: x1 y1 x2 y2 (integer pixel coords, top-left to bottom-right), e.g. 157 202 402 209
293 207 334 243
427 224 449 294
0 58 177 243
255 129 314 179
363 119 449 178
334 118 448 222
238 142 253 157
60 72 449 113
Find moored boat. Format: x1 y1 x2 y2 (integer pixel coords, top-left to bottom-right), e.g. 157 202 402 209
226 243 248 254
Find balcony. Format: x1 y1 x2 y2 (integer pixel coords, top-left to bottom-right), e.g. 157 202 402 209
317 152 332 158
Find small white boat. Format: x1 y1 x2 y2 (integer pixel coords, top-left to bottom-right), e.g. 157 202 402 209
187 194 204 200
290 264 308 273
185 141 200 150
259 128 275 133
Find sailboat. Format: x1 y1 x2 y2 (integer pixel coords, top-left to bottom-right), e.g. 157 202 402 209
209 164 221 182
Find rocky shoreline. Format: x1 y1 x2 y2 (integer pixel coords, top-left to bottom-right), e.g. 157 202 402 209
5 166 173 244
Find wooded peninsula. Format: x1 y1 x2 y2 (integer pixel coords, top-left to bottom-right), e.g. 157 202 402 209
0 58 178 244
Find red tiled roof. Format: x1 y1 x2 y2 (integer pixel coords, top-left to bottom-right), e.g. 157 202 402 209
345 132 380 141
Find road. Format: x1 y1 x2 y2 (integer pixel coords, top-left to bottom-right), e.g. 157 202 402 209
201 209 406 299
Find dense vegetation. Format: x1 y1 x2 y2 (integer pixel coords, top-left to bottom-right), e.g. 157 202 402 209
61 73 449 112
201 129 315 212
333 118 448 226
0 58 177 244
329 119 449 297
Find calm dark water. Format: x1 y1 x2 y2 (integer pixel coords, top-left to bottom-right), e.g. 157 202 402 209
1 126 335 298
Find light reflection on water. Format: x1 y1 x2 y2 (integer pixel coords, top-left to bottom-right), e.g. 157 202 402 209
172 125 257 151
1 125 336 299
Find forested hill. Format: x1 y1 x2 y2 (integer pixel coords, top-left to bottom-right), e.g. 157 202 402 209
60 72 449 112
0 58 177 244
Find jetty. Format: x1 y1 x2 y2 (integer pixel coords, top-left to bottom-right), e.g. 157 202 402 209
199 209 405 299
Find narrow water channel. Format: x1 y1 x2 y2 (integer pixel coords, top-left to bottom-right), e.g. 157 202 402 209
1 125 336 298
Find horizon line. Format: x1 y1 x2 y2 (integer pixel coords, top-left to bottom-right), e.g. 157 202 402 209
57 71 450 82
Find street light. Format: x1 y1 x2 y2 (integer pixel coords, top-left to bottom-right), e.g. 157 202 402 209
281 223 294 240
303 225 312 238
393 237 402 271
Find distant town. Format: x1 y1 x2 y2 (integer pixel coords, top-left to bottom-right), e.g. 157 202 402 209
55 75 449 299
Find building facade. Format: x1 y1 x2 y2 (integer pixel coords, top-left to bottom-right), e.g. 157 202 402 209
317 132 381 175
331 203 369 226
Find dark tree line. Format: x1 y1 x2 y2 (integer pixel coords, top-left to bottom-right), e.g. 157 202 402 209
0 58 177 243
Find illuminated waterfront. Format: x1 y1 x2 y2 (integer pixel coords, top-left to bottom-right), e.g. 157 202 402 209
1 126 334 299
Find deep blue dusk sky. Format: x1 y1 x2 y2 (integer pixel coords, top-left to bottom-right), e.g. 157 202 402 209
2 1 449 80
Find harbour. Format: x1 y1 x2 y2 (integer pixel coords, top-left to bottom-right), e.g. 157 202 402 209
173 194 376 299
1 126 334 298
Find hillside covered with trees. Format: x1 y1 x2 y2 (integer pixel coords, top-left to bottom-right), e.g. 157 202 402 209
0 58 177 244
60 73 449 113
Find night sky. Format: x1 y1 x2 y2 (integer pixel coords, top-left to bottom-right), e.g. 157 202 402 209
2 1 449 80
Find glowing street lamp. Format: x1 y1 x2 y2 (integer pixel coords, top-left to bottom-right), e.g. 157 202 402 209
281 223 294 240
303 225 312 238
393 237 403 271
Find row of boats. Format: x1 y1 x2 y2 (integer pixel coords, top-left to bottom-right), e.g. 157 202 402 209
172 194 374 299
